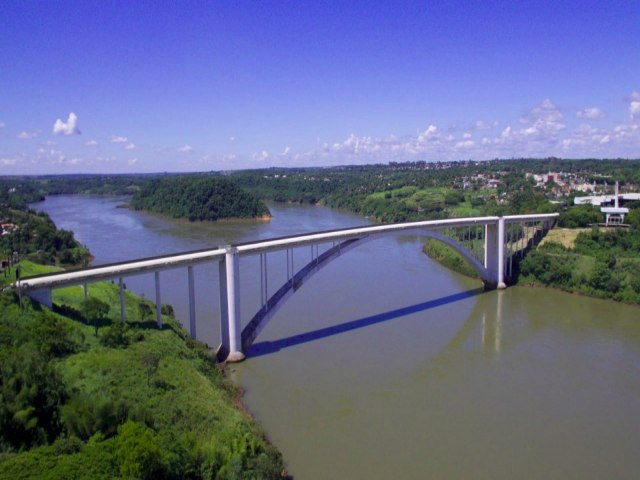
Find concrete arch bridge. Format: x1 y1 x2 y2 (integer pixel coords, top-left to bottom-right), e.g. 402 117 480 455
13 213 557 362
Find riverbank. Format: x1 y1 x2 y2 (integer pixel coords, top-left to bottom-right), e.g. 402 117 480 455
0 262 285 479
422 227 640 305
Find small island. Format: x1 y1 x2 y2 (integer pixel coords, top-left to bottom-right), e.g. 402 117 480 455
130 176 271 222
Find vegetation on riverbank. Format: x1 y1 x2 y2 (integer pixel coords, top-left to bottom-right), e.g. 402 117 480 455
0 273 285 479
1 191 286 478
519 227 640 304
130 176 270 222
422 240 478 278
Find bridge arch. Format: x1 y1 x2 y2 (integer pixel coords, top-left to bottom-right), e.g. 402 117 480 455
240 228 492 351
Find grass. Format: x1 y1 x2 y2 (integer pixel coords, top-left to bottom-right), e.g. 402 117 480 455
0 260 62 288
538 228 589 249
422 239 478 279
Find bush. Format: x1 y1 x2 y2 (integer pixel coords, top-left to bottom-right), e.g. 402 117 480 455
100 321 130 348
114 421 169 480
558 204 602 228
62 394 129 440
0 344 68 450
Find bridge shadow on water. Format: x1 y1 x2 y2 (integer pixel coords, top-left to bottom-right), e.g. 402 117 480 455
246 287 485 358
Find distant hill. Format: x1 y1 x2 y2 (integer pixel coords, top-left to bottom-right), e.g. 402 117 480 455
130 176 270 221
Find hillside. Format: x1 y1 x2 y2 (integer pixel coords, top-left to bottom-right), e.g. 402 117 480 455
129 176 270 222
0 273 285 479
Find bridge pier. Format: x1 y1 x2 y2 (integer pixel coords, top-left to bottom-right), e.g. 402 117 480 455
218 247 245 362
484 217 506 289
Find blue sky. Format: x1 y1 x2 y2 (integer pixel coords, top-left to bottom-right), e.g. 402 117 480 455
1 0 639 174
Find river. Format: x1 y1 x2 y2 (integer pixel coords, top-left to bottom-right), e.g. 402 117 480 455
34 195 640 479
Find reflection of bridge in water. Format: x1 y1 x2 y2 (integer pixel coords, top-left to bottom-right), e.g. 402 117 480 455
14 213 557 362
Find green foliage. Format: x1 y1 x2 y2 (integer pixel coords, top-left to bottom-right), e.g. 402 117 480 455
0 344 68 450
161 303 175 318
558 204 602 228
61 394 128 440
422 239 477 278
627 207 640 229
0 287 285 478
518 227 640 303
138 301 152 320
140 351 161 387
444 190 464 205
0 206 88 269
114 421 169 479
100 321 130 348
81 297 110 337
130 176 270 221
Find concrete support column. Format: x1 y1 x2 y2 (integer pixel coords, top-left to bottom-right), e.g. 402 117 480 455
154 271 163 329
219 247 245 362
484 222 498 288
484 218 506 289
188 265 196 338
497 217 506 289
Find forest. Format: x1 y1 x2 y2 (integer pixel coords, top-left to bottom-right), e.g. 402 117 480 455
129 176 270 221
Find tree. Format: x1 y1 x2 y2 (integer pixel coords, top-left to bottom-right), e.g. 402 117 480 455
0 344 68 450
138 301 152 321
81 297 110 337
114 421 168 479
140 351 161 387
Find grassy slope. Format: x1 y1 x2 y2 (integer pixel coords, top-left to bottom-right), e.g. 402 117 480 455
422 239 479 279
0 265 284 479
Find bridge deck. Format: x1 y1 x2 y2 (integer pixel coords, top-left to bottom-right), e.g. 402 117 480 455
13 213 558 292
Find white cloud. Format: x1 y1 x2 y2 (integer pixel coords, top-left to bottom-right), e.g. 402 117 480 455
111 136 128 143
576 107 603 119
455 139 475 149
0 122 5 128
280 146 291 156
85 139 98 147
229 136 235 142
417 125 439 143
630 102 640 121
179 144 193 152
52 112 81 135
474 120 497 130
1 157 17 165
17 131 38 139
521 98 565 133
128 158 138 166
125 143 136 150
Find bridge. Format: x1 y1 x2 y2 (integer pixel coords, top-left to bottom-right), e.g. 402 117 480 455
12 213 557 362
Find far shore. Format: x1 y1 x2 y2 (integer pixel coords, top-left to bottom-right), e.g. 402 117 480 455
123 201 273 224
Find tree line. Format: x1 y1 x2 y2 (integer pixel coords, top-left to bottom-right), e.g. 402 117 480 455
129 176 270 221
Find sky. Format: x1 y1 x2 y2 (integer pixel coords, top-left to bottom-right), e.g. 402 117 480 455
1 0 639 174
